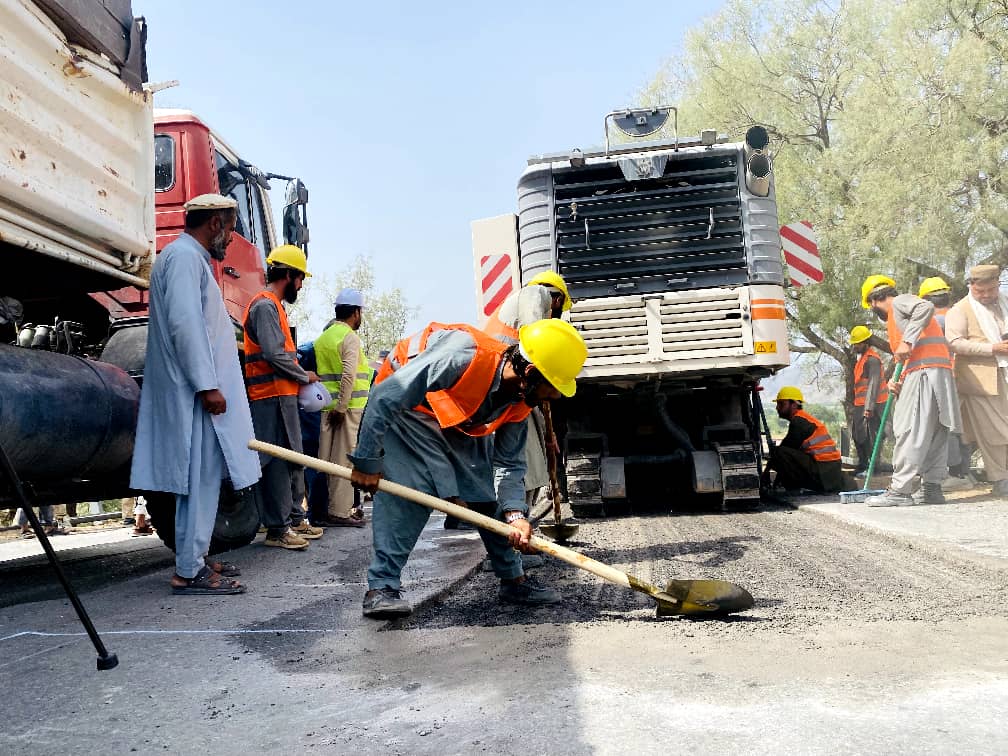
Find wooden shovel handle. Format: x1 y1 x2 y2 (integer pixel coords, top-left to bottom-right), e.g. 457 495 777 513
248 439 632 590
540 401 564 524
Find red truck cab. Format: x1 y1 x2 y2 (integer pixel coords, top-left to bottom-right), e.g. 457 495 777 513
94 109 299 325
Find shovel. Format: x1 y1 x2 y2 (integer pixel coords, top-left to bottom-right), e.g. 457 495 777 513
839 360 903 504
536 402 579 543
249 439 754 617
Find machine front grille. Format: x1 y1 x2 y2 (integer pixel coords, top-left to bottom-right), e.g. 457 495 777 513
553 152 746 299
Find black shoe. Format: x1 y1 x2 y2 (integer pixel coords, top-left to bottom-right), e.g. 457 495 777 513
362 588 412 619
917 482 946 505
499 576 561 606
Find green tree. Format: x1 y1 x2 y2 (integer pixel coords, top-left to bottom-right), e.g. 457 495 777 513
288 255 417 358
641 0 1008 429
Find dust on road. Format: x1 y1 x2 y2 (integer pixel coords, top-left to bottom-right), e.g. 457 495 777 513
394 504 1008 631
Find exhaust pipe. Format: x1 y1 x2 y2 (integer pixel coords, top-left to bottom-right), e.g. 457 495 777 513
744 125 769 159
746 152 772 197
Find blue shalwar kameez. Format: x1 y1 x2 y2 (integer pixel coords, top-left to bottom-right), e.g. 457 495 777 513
130 233 260 579
349 330 528 590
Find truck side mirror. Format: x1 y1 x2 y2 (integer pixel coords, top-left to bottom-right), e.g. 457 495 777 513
282 179 309 249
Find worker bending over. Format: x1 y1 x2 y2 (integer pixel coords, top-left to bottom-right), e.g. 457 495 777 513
764 387 844 494
350 319 587 619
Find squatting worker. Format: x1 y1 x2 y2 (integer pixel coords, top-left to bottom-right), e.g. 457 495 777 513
243 245 323 550
764 387 844 493
481 271 573 521
848 326 889 477
129 194 260 595
315 288 373 528
350 319 588 619
945 265 1008 498
861 275 961 507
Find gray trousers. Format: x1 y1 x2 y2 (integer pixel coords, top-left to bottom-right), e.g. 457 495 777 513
891 375 950 494
258 457 306 538
367 496 522 591
175 407 224 579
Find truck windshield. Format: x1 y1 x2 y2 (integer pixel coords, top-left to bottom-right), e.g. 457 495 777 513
154 134 174 191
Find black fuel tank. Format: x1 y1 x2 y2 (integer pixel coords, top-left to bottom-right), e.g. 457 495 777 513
0 344 139 481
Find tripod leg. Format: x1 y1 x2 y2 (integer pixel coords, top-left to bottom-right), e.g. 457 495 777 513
0 443 118 671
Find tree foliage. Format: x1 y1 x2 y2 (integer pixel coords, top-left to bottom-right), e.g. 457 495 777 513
642 0 1008 425
288 254 417 358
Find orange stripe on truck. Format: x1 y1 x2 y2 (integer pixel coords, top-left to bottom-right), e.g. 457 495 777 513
751 306 787 320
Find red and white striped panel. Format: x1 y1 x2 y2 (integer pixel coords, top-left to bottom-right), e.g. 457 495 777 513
480 254 514 317
780 221 823 287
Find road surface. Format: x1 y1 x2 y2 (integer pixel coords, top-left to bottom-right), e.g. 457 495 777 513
1 500 1006 754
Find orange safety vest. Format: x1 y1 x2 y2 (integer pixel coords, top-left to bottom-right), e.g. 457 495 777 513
933 305 949 334
887 310 953 376
793 409 841 463
375 322 532 437
242 290 300 401
483 311 519 342
852 348 889 407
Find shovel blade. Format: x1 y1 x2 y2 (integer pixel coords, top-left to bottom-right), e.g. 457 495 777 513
656 579 755 617
539 522 580 543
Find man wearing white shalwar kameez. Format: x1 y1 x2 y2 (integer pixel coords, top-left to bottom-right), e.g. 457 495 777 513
862 280 961 507
945 265 1008 497
130 194 260 594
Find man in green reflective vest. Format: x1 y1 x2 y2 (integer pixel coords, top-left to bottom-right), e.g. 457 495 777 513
315 289 374 528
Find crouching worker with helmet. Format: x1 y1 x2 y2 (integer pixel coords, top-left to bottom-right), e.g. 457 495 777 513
764 387 844 494
350 319 588 619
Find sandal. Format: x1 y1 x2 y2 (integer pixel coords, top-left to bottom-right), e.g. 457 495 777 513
43 526 68 536
171 566 244 595
20 531 36 539
131 526 155 537
205 559 241 577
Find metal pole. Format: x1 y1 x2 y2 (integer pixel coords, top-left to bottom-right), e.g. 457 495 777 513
0 443 118 671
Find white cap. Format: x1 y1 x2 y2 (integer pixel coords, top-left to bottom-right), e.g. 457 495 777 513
334 288 365 308
298 381 332 413
184 193 237 211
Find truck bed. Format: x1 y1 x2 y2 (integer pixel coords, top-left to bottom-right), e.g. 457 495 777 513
0 0 153 294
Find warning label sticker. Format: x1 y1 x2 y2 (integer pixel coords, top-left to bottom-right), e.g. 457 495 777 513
754 341 778 354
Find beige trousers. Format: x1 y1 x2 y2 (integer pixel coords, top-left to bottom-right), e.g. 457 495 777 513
319 407 364 518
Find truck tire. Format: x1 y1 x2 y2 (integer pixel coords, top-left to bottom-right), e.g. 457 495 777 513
145 483 260 555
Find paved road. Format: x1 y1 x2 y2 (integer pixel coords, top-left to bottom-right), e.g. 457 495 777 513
1 502 1006 755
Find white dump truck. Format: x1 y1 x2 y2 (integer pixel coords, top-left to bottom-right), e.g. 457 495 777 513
473 107 790 514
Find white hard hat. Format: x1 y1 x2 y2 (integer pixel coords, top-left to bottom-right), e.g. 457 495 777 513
334 288 365 308
298 381 332 413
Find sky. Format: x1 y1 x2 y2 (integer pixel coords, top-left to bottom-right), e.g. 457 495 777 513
137 0 726 334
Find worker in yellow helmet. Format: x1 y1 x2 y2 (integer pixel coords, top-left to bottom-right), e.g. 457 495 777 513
244 245 324 550
859 274 962 507
763 386 844 494
848 326 891 477
481 270 574 528
350 319 587 619
918 276 952 332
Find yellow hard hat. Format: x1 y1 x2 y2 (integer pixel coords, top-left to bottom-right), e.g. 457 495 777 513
527 271 573 312
860 275 896 309
849 325 872 345
918 276 950 298
775 386 804 402
518 319 587 397
266 244 311 277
